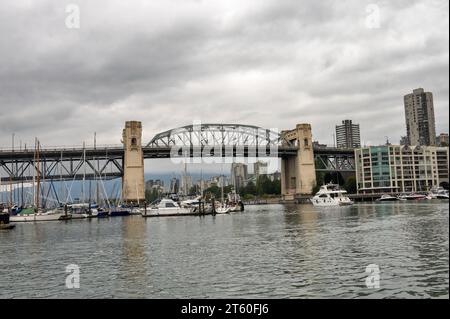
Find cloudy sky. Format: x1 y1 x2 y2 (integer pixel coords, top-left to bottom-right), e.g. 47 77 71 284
0 0 448 155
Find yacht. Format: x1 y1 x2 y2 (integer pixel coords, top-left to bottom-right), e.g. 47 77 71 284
141 198 196 217
428 187 449 200
180 196 203 208
310 183 354 207
376 194 400 202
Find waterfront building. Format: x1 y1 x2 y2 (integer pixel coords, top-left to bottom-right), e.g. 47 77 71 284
404 88 436 146
335 120 361 148
231 163 248 190
355 145 449 194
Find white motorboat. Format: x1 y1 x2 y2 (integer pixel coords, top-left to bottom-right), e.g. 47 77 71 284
141 199 196 217
376 194 400 202
428 187 449 200
398 193 428 201
180 196 202 208
310 183 354 207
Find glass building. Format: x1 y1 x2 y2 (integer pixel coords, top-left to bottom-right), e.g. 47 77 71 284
355 145 449 194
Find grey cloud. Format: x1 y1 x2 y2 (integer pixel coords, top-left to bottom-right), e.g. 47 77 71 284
0 0 448 153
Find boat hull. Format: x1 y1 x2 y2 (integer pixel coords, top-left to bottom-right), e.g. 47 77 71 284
142 208 199 217
10 212 69 222
109 210 130 217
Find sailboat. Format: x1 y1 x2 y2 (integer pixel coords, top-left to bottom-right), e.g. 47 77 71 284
10 139 70 222
215 174 230 214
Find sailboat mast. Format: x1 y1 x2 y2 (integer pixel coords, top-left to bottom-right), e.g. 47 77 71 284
82 142 86 203
36 139 40 211
32 138 36 209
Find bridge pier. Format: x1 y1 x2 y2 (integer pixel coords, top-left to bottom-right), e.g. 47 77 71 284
122 121 145 204
281 124 316 200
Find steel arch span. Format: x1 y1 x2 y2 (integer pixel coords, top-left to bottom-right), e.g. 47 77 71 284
146 123 295 148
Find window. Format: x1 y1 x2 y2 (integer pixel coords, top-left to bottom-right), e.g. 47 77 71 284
165 203 176 208
131 137 137 146
304 138 309 147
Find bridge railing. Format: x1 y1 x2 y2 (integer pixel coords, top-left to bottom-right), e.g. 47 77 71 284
0 144 124 152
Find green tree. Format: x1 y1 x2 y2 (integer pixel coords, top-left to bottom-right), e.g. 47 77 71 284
145 188 160 203
205 185 220 199
244 181 257 196
344 176 357 194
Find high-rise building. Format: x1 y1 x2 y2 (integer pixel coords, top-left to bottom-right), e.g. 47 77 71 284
169 177 179 194
400 136 409 146
335 120 361 148
231 163 248 190
253 161 268 182
404 88 436 146
181 175 192 195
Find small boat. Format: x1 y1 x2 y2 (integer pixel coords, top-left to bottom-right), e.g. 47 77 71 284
180 196 203 208
96 208 109 218
215 206 231 214
310 183 354 207
142 198 197 217
225 191 245 212
376 194 400 202
109 207 130 217
0 211 15 230
10 208 70 222
398 193 428 201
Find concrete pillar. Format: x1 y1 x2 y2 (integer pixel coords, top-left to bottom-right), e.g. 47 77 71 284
295 124 316 195
122 121 145 204
280 123 316 199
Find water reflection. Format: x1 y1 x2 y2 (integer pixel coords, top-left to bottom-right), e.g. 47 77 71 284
0 202 448 299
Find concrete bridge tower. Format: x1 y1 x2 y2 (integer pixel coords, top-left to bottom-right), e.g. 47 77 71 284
122 121 145 204
281 124 316 200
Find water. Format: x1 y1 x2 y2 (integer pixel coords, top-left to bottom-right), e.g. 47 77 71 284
0 202 448 299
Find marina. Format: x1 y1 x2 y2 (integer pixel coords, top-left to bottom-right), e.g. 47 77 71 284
0 201 447 298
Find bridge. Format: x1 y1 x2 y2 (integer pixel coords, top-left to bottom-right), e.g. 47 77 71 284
0 122 355 202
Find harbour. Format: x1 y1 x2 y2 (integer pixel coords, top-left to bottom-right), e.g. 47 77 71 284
0 201 448 299
0 0 448 304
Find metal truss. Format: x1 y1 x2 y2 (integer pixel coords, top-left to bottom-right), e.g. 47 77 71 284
315 154 356 172
0 148 123 183
147 124 295 148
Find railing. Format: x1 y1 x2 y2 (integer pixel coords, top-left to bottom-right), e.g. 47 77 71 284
0 144 124 152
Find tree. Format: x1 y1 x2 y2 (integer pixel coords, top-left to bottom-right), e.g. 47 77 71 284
189 185 200 196
145 188 160 203
344 176 357 194
244 181 256 196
